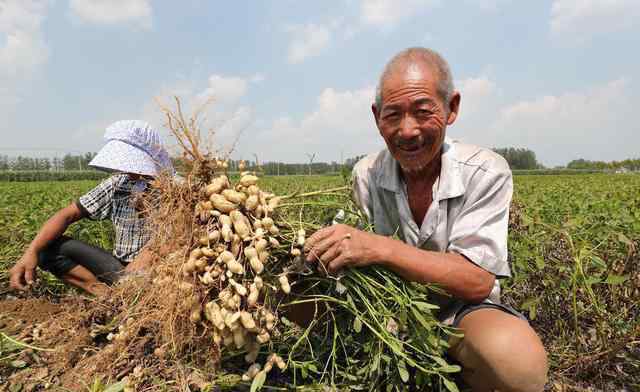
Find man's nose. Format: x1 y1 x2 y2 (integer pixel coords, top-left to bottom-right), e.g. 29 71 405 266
398 114 420 139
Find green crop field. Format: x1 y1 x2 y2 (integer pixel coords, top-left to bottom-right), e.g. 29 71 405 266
1 174 638 390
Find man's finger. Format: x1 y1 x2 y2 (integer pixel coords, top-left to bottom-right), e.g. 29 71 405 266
327 254 347 275
306 233 341 262
319 241 342 265
304 226 336 253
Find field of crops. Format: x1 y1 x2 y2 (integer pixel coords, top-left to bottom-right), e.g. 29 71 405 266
1 174 638 390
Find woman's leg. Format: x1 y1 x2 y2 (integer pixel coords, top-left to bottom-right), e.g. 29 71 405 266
38 236 125 293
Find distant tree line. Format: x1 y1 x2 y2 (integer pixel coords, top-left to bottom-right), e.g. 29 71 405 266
0 153 97 171
5 150 637 176
492 147 541 170
566 158 640 171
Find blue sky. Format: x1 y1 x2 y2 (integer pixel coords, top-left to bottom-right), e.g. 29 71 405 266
1 0 638 167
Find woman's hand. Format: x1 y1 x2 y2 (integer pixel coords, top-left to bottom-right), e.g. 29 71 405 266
304 224 386 275
9 251 38 290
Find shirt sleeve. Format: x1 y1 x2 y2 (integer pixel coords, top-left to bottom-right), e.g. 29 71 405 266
77 177 116 221
447 163 513 278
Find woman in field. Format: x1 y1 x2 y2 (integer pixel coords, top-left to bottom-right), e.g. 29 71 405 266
9 120 173 295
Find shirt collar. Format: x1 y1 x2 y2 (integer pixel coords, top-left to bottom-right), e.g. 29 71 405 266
376 137 465 200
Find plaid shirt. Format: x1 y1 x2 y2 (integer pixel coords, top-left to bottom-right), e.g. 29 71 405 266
77 174 151 262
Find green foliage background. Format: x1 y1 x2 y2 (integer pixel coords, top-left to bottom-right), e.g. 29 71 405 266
1 174 638 389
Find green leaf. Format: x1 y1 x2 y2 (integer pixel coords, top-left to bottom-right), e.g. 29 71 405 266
590 255 607 270
411 307 433 330
9 383 22 392
250 370 266 392
397 360 409 383
442 377 460 392
604 274 628 285
437 364 461 373
520 297 539 320
353 317 362 333
10 360 27 369
585 276 601 286
413 301 439 312
104 381 126 392
534 255 545 270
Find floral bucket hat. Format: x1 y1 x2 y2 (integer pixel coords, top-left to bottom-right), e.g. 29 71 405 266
89 120 174 177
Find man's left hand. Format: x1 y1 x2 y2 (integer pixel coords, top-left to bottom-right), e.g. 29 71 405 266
304 224 383 275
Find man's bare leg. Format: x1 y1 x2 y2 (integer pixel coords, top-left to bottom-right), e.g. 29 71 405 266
62 265 109 296
448 309 548 392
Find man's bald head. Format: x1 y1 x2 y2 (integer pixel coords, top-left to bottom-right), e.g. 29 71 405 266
375 47 454 110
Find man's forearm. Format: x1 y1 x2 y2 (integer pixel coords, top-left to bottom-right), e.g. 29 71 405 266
374 235 495 303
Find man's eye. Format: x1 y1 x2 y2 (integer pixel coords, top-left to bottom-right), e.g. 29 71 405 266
416 109 432 116
383 113 399 120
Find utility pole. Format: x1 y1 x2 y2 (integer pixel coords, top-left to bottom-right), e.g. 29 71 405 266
306 153 316 176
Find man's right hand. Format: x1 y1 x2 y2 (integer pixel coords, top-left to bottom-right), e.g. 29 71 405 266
9 251 38 291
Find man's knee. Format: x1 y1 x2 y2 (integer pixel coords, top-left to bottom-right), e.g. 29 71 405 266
450 309 548 392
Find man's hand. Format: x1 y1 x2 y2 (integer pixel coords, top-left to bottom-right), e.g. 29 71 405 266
304 224 385 275
9 251 38 291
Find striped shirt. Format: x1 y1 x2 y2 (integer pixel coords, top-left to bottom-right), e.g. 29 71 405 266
76 174 151 262
352 138 513 323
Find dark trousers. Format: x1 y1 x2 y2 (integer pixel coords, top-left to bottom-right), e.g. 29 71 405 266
38 236 125 285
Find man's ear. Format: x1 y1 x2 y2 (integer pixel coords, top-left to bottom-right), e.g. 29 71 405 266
372 104 380 128
446 92 461 126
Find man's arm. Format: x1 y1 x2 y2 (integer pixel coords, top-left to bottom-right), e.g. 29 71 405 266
305 225 494 303
9 202 85 290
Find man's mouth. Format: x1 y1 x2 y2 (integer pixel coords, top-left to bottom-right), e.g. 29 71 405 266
396 142 424 154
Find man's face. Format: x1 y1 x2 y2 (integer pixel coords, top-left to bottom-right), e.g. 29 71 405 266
373 63 458 174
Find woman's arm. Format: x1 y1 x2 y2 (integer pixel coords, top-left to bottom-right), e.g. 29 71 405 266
9 202 85 290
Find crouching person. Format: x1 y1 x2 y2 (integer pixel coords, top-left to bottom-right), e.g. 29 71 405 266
9 120 173 295
304 48 548 392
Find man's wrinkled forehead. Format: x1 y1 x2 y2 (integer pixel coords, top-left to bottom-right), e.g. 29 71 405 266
381 61 437 95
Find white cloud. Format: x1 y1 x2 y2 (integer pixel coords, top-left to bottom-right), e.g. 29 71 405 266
0 0 50 77
249 86 381 162
550 0 640 40
489 78 635 166
136 74 264 156
360 0 440 28
69 0 152 28
456 76 497 118
198 74 249 105
286 23 331 64
0 0 50 119
0 28 47 76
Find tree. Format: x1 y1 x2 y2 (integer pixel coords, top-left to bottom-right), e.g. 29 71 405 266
492 147 540 170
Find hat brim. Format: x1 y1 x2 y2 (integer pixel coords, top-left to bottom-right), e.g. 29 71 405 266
89 140 161 176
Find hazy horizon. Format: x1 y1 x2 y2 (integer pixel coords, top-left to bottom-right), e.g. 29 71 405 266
1 1 638 167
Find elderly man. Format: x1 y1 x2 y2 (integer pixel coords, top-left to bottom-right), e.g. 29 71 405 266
304 48 548 392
